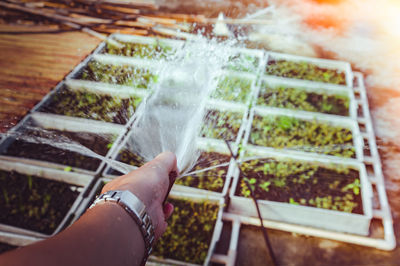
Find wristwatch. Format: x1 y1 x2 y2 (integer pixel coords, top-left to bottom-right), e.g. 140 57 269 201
89 190 155 265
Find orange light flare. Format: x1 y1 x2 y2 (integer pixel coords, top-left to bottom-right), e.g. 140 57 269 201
277 0 400 178
288 0 400 97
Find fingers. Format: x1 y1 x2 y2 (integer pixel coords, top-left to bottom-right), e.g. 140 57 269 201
144 151 179 177
163 203 174 220
153 205 169 240
155 220 168 240
139 151 178 201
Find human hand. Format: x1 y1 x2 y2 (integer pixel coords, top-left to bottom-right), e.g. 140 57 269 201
102 152 178 240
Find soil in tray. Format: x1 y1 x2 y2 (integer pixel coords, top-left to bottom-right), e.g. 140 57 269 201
0 170 80 235
236 158 363 214
0 243 17 254
39 87 142 125
212 75 253 103
257 84 350 116
3 128 114 171
266 60 346 85
201 109 243 141
250 115 356 158
106 41 174 59
118 149 146 167
80 61 157 89
153 198 219 264
176 151 230 193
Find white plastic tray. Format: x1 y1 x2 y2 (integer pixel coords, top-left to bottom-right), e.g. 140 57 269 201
35 78 147 125
148 190 225 266
0 112 125 176
0 231 39 247
265 51 354 88
219 73 395 263
228 146 373 235
243 105 364 161
213 69 259 106
109 33 184 53
203 99 249 146
255 75 358 119
222 46 266 75
0 160 93 238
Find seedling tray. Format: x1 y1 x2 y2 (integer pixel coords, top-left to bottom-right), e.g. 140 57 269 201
201 100 249 145
223 47 265 74
265 51 353 87
105 33 184 60
244 106 364 161
255 75 357 118
217 73 395 264
35 79 146 125
228 146 372 235
76 53 161 88
0 160 93 238
173 138 235 197
212 70 258 105
0 112 125 176
149 190 224 266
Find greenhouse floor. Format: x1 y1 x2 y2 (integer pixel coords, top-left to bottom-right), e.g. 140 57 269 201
1 32 399 265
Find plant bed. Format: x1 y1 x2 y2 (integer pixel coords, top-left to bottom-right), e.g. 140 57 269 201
39 86 142 125
265 59 347 85
152 197 220 265
0 170 80 235
201 109 244 142
211 74 253 104
236 158 363 214
2 127 115 172
257 84 350 116
229 148 373 235
79 61 158 89
249 114 356 158
176 151 230 193
105 41 175 60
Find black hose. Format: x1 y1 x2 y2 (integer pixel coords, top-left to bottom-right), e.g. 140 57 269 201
224 140 278 266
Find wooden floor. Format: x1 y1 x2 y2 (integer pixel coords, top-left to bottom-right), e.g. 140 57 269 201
0 32 101 132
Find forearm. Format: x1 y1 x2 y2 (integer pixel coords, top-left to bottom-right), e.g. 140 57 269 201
0 203 145 266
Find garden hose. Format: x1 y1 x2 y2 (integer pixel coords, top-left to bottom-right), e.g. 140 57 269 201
224 140 278 266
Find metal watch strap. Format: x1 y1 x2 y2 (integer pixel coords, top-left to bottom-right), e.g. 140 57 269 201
89 190 155 265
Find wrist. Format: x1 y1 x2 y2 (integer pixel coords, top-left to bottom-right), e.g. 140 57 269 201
90 190 155 265
87 203 146 266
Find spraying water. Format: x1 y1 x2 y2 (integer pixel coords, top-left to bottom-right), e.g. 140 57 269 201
1 129 136 175
0 37 241 177
127 38 236 174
